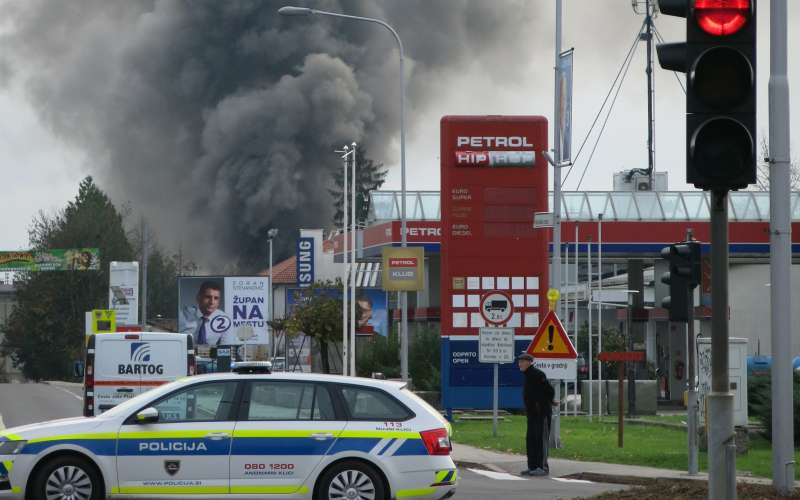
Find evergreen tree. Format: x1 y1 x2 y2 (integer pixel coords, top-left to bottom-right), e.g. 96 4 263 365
329 145 388 230
1 177 134 380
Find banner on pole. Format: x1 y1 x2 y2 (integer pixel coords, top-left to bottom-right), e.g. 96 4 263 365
558 49 574 162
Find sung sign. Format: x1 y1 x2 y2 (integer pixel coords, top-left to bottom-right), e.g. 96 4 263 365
296 237 314 288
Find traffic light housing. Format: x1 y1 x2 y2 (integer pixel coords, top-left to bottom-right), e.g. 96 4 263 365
660 241 701 322
657 0 756 191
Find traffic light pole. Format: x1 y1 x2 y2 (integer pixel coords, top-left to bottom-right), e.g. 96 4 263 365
708 189 736 500
686 281 698 476
769 0 794 493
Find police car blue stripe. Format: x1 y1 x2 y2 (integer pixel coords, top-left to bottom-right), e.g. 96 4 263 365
231 438 331 456
443 470 455 482
326 438 382 455
392 439 428 456
376 438 396 456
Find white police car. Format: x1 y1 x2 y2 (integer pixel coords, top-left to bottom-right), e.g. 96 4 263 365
0 363 456 499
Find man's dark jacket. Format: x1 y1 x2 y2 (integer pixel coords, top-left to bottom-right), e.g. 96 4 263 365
523 365 555 416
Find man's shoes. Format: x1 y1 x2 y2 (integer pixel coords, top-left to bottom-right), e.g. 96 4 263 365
519 469 533 476
529 468 549 477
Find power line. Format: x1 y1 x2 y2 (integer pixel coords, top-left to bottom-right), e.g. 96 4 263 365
575 29 640 191
562 21 646 187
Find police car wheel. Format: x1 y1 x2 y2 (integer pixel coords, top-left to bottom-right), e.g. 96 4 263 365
32 456 103 500
317 460 385 500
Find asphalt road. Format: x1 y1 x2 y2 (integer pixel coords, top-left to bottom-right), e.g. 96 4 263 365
0 382 624 499
454 466 625 500
0 382 83 429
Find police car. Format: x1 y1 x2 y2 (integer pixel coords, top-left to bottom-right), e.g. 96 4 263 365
0 363 456 500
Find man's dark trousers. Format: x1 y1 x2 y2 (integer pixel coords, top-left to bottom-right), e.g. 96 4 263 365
526 413 550 471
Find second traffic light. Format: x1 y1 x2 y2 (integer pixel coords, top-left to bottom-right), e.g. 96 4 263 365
657 0 756 191
660 241 701 322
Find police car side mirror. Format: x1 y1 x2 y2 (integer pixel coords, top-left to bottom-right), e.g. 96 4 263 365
136 407 159 424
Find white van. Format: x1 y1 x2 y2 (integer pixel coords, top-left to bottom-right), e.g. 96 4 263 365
83 332 195 416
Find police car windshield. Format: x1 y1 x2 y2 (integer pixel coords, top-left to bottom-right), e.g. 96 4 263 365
98 378 188 419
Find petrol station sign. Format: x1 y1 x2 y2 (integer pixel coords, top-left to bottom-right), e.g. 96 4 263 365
440 115 549 412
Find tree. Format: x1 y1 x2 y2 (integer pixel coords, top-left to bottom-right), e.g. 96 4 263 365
754 136 800 191
330 145 388 230
1 177 134 380
128 224 197 326
284 280 344 374
577 322 626 379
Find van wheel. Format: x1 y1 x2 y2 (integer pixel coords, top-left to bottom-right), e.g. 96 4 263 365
32 456 103 500
317 460 386 500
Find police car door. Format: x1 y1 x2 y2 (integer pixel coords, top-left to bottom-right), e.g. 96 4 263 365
116 381 240 495
230 380 345 495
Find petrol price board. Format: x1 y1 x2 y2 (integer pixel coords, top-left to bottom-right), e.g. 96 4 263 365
440 115 549 412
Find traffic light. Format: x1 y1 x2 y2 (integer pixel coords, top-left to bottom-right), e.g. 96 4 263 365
660 241 701 322
657 0 756 191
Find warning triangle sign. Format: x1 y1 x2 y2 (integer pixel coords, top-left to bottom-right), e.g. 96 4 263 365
526 310 577 359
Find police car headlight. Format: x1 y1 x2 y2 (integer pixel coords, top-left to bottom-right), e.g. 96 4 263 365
0 440 27 455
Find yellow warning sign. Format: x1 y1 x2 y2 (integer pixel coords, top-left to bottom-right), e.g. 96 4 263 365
527 310 577 358
92 309 116 334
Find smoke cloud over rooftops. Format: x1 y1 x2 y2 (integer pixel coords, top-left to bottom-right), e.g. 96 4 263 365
1 0 540 271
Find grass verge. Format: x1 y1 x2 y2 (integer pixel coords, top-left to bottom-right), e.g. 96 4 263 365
452 415 800 480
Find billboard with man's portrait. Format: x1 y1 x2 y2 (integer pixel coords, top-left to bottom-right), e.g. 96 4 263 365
178 276 270 347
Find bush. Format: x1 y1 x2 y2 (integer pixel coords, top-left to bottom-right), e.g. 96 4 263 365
747 373 800 445
356 325 441 391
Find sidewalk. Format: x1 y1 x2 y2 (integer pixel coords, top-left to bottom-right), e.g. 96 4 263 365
452 442 796 487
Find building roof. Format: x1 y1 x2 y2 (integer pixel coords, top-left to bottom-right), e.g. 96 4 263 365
260 255 297 285
369 190 800 222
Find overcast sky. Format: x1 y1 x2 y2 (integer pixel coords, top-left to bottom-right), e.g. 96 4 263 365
1 1 797 255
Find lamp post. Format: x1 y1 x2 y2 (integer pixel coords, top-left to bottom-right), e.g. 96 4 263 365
266 228 279 361
279 6 409 380
337 145 356 375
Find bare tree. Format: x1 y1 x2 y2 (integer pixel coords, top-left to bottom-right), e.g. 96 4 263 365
755 136 800 191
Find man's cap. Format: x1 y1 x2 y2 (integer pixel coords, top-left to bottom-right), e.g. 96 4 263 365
517 352 534 361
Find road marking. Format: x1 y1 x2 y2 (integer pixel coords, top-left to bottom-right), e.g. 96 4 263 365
553 477 594 484
466 468 526 481
48 383 84 402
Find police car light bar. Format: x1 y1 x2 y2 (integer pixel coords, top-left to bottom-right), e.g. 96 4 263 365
231 361 272 374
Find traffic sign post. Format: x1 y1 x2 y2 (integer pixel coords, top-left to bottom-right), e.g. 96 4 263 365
598 351 645 448
479 327 515 437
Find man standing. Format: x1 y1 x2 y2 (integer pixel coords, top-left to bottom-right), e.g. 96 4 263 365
518 352 554 476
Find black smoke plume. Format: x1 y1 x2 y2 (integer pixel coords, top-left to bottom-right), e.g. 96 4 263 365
1 0 540 271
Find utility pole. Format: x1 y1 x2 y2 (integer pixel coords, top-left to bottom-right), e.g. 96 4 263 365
708 190 735 499
769 0 793 493
552 0 563 305
644 0 655 187
141 217 148 328
686 228 699 476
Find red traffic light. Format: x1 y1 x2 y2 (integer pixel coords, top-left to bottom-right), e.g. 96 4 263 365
694 0 751 36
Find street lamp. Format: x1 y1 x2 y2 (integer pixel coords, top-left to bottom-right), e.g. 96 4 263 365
337 145 357 376
279 6 409 380
267 228 279 361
